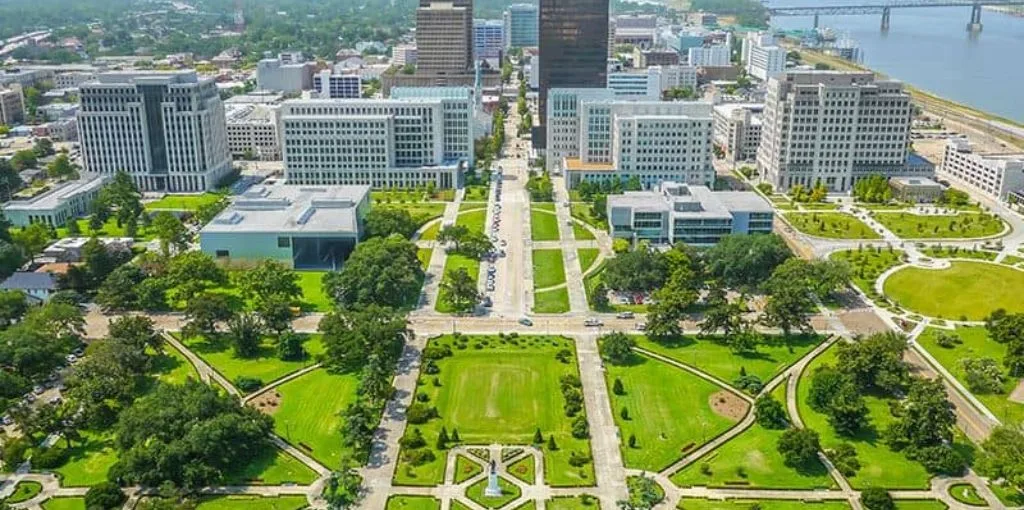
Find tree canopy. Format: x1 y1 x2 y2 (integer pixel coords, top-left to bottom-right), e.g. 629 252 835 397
322 234 423 309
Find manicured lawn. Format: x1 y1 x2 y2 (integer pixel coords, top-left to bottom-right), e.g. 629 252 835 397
917 327 1024 426
52 217 156 241
457 209 487 236
150 347 198 385
386 496 441 510
417 248 433 270
678 500 850 510
270 369 360 467
895 501 949 510
464 185 490 201
572 222 595 240
605 353 740 472
195 496 308 510
546 496 597 509
508 455 535 485
454 455 483 484
532 249 566 289
799 202 839 211
672 384 834 489
371 189 453 203
634 335 824 392
419 220 441 241
829 248 905 297
797 347 932 489
459 202 487 213
53 431 119 486
920 246 998 261
42 498 86 510
5 481 42 503
989 483 1024 507
466 476 520 509
948 483 986 506
296 271 331 311
224 447 318 485
570 203 607 230
534 288 570 314
380 203 448 229
883 261 1024 320
531 209 560 241
145 193 224 211
394 336 594 488
436 253 480 314
179 333 324 387
873 212 1004 239
578 249 600 274
783 212 880 240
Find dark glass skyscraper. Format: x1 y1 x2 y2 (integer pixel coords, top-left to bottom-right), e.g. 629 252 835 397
537 0 609 148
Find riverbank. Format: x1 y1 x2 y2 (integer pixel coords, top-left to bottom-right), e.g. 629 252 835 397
782 39 1024 151
984 5 1024 17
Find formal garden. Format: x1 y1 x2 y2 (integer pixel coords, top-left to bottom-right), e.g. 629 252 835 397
882 261 1024 320
783 212 880 240
532 249 569 313
871 211 1005 239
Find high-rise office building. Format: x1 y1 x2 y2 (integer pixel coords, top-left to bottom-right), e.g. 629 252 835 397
503 4 539 48
742 32 785 82
537 0 609 149
757 71 916 192
474 19 505 59
77 71 232 192
416 2 474 74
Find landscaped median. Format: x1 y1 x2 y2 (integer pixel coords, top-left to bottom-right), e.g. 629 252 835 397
782 211 881 240
872 211 1006 239
532 248 569 313
531 204 560 241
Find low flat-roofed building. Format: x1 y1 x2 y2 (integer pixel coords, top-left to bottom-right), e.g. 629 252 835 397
42 237 134 263
940 139 1024 203
225 104 280 160
200 183 371 270
2 175 107 227
889 176 943 203
607 181 773 246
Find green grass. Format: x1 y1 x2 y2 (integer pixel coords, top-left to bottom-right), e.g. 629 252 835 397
436 253 480 314
145 193 224 211
179 333 324 388
454 455 483 484
371 189 453 203
799 202 840 211
829 248 905 297
417 248 433 270
873 212 1005 239
42 498 86 510
783 212 880 240
419 220 441 241
378 202 447 228
508 455 535 485
51 217 156 241
271 369 361 467
531 208 560 241
223 447 318 485
459 202 486 213
605 353 740 472
572 222 595 240
296 271 331 311
464 185 490 201
634 335 824 392
547 496 597 509
796 346 932 489
386 496 441 510
917 327 1024 426
457 209 487 236
532 249 566 289
466 476 520 509
883 261 1024 320
895 501 949 510
394 335 594 488
989 482 1024 507
195 496 308 510
534 288 570 314
678 500 850 510
578 249 600 274
150 347 199 385
53 430 119 486
671 384 834 489
570 203 607 230
948 483 987 506
920 246 998 261
5 481 42 503
533 203 555 212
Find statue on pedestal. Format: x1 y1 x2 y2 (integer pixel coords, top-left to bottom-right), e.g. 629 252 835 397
484 459 502 497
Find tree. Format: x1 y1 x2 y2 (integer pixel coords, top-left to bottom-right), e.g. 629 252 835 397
151 211 189 256
227 312 263 358
235 259 300 304
12 222 51 262
704 234 791 289
959 357 1005 394
767 258 850 300
440 268 479 314
860 488 895 510
0 289 27 327
699 293 746 338
341 400 378 464
886 378 956 452
319 304 408 373
257 293 294 336
98 170 143 228
807 366 869 436
322 235 424 308
437 224 469 251
985 310 1024 376
600 333 635 365
853 174 894 204
323 456 363 509
975 426 1024 492
776 428 821 468
827 443 861 477
33 138 55 158
10 149 37 171
108 315 162 352
85 482 127 510
754 394 788 429
836 332 909 394
646 298 684 341
165 252 228 303
760 277 814 337
46 153 78 179
602 244 668 292
182 292 236 339
276 330 306 361
365 207 420 239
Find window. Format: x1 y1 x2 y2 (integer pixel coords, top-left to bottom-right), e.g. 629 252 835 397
215 250 230 258
278 237 292 248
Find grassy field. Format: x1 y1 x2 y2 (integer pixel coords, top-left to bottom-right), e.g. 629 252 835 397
436 253 480 314
671 385 834 489
195 496 309 510
920 246 998 261
270 369 361 467
179 333 325 387
54 431 119 486
464 185 490 202
151 347 199 385
873 212 1005 239
533 203 556 212
948 483 986 506
534 288 570 314
634 335 824 391
145 193 224 211
378 203 448 230
371 189 453 203
783 212 881 240
386 496 441 510
41 498 86 510
454 455 482 484
572 223 595 240
546 497 596 510
508 455 535 484
605 353 740 472
394 335 594 488
578 249 600 274
894 502 950 510
51 217 156 241
883 261 1024 320
296 271 331 311
458 202 486 213
532 249 566 289
224 447 318 485
467 477 520 508
531 209 561 241
419 221 441 241
678 500 851 510
570 203 608 230
797 347 932 489
5 481 42 503
829 248 906 296
417 248 433 270
917 327 1024 426
457 209 487 236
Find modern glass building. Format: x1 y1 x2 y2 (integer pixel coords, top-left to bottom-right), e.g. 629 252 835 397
503 4 539 48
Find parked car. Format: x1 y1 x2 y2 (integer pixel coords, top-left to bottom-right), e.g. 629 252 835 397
583 318 603 327
616 311 635 319
518 317 533 326
635 322 647 331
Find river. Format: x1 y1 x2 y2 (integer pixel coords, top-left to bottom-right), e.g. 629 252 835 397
769 0 1024 123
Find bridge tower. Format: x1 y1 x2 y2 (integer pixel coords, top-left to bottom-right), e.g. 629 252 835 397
880 6 891 31
813 13 820 29
967 3 983 32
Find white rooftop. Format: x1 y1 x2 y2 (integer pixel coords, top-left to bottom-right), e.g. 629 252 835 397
3 176 107 212
201 183 370 235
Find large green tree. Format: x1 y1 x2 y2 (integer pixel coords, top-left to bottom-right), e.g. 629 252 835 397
365 207 420 239
319 304 408 373
322 234 423 308
439 267 479 314
703 234 791 289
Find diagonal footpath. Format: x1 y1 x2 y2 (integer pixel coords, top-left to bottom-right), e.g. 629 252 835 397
574 334 629 507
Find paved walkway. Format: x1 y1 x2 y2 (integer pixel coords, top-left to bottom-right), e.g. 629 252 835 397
419 200 462 311
163 332 240 397
575 335 628 506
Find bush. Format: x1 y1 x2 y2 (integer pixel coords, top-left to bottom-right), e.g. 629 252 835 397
422 344 453 360
571 415 589 439
402 447 436 466
400 428 427 449
909 445 966 475
234 376 263 393
32 447 69 469
1 437 32 467
406 403 438 424
860 487 894 510
85 482 127 510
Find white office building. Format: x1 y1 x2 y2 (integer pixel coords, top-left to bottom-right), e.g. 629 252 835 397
77 71 233 192
54 71 96 90
503 3 538 48
2 175 107 227
547 88 714 189
742 32 786 82
688 45 730 67
713 103 764 163
226 103 281 161
607 65 698 99
941 139 1024 202
393 45 418 67
312 71 362 99
757 71 919 192
474 19 504 59
256 53 315 94
280 87 474 189
0 87 25 126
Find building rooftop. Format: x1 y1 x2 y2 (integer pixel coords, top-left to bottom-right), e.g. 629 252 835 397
225 92 286 105
201 183 370 235
564 158 615 172
0 271 58 291
390 86 473 100
226 104 278 125
89 70 201 86
2 176 106 212
890 176 941 187
609 182 772 218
